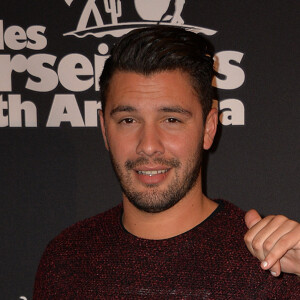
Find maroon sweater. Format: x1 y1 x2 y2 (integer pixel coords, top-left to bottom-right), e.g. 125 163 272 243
33 200 300 299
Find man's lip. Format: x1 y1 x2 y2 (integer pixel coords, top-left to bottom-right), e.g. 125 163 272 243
133 165 171 171
134 167 171 184
133 165 171 177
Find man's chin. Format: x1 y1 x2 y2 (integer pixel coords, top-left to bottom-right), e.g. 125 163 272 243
125 191 182 214
129 201 176 214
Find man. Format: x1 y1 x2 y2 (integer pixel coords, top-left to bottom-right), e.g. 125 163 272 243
34 26 300 298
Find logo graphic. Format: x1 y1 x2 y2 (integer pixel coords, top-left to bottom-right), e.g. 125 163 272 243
63 0 217 38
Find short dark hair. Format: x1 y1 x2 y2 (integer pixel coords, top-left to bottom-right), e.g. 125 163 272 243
100 25 214 120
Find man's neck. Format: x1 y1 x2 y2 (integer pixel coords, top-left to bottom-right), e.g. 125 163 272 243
122 187 218 240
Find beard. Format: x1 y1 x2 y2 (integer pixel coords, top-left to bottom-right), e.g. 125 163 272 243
108 139 203 213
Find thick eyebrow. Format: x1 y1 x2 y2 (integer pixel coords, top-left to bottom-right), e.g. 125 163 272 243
158 106 192 117
110 105 137 116
110 105 192 117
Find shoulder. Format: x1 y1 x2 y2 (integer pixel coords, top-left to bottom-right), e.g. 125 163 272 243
33 204 123 297
36 204 123 274
201 200 300 297
48 203 122 250
199 199 248 244
208 199 247 231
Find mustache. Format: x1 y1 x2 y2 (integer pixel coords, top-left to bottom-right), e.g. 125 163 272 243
125 157 181 170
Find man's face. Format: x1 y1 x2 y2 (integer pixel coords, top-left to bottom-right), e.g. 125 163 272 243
100 70 215 213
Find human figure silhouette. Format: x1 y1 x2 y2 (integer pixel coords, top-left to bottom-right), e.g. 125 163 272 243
160 0 185 24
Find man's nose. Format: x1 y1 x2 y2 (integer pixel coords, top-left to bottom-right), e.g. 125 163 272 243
136 124 165 157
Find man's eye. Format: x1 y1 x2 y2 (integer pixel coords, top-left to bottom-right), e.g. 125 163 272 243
120 118 135 124
166 118 180 123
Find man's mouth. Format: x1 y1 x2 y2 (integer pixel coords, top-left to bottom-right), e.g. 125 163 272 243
136 169 169 176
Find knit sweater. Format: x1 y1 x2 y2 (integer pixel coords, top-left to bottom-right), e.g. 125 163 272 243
33 200 300 299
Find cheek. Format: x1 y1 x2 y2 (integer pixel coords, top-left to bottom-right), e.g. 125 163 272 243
165 133 200 159
107 131 136 162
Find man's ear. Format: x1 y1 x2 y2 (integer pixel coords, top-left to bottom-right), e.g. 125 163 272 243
203 108 218 150
99 110 109 151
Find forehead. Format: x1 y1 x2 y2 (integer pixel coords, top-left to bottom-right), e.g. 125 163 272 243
106 70 200 111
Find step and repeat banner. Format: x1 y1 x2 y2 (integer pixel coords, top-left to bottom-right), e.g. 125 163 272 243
1 0 299 298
